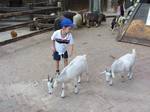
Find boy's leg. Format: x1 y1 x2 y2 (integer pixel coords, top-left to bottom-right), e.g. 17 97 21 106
53 51 61 74
62 51 68 67
55 60 60 73
64 58 68 67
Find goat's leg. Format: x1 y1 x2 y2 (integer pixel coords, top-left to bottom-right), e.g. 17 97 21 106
128 68 133 80
109 78 113 86
78 75 81 83
95 22 98 27
87 20 90 28
86 72 89 82
128 72 132 80
85 64 89 82
61 83 65 98
129 72 133 80
97 19 101 27
74 77 79 94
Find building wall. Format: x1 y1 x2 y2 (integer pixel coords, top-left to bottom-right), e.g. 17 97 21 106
0 0 49 7
63 0 89 11
62 0 108 12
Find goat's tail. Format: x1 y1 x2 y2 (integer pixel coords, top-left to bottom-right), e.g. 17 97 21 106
83 54 86 57
82 54 87 60
132 49 136 56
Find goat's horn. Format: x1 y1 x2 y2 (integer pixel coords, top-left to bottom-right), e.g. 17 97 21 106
48 75 50 81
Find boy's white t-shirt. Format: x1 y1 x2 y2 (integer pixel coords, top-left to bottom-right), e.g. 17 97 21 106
51 30 74 55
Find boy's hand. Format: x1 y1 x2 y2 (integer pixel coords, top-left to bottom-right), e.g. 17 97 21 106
51 46 56 53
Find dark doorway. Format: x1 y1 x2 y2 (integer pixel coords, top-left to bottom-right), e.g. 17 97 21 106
9 0 23 7
140 0 150 3
65 0 89 11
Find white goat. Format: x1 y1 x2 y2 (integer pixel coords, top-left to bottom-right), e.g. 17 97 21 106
73 13 82 28
101 49 136 86
48 55 88 98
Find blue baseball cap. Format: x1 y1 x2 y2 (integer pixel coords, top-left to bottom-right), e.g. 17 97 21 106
60 17 74 28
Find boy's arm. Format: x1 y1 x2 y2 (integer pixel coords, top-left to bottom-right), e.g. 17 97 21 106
51 32 56 52
69 44 74 57
52 40 56 52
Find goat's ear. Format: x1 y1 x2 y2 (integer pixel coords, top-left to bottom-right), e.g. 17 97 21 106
106 68 108 72
83 54 87 58
100 70 106 75
50 78 53 82
48 75 50 81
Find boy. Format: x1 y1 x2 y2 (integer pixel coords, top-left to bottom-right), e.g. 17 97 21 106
51 17 74 74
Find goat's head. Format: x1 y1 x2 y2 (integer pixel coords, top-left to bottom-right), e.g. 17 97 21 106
101 68 113 82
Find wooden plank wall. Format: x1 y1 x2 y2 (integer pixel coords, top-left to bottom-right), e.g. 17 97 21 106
65 0 89 10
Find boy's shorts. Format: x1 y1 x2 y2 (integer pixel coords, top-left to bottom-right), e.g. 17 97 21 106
53 51 68 61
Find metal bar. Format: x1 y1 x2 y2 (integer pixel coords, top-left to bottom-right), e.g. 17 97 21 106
146 8 150 26
120 36 150 47
117 3 142 41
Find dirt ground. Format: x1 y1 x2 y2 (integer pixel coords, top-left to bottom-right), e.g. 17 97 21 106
0 19 150 112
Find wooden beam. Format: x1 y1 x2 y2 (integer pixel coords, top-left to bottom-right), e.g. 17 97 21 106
0 7 60 19
33 14 58 19
0 7 29 12
0 26 54 46
27 2 49 6
0 16 57 32
0 21 33 32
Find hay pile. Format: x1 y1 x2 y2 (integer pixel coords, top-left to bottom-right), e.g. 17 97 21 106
125 20 150 40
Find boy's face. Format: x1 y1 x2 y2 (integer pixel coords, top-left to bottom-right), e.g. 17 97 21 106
63 26 72 34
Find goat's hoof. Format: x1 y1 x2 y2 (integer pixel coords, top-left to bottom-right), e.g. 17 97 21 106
109 82 113 86
129 77 133 80
109 84 113 86
78 81 81 84
74 91 79 94
128 76 133 80
61 95 65 98
77 79 81 84
61 92 65 98
48 92 52 95
74 89 79 94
